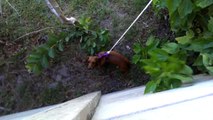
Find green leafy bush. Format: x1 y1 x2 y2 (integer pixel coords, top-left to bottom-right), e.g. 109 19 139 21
26 17 110 74
77 17 110 55
133 0 213 93
177 18 213 75
153 0 213 74
133 37 193 93
153 0 213 32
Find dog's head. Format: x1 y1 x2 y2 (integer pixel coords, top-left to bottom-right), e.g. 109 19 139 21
87 56 99 69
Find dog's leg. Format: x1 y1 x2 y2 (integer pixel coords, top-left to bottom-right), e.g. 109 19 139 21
99 57 106 67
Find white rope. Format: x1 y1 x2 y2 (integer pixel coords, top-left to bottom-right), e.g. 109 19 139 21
107 0 152 54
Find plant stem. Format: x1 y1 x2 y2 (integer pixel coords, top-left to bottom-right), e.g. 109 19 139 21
15 27 54 41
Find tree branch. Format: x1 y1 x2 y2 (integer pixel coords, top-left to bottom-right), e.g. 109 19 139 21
45 0 77 25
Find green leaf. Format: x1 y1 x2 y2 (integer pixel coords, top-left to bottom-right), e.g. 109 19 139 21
41 55 49 68
143 65 160 74
202 54 213 68
58 41 64 52
28 54 41 59
152 0 159 5
91 31 97 39
208 17 213 33
175 36 190 45
87 39 92 46
144 80 157 94
25 64 33 72
202 54 209 66
180 65 193 75
184 30 195 38
93 42 96 48
170 79 182 88
26 58 39 63
133 43 142 54
170 74 192 83
47 35 58 46
148 49 169 61
187 39 213 52
178 0 193 18
195 0 213 8
132 55 141 64
193 55 203 66
101 29 109 35
175 30 194 44
37 45 49 54
166 0 181 15
85 17 91 24
162 42 179 54
32 64 42 74
206 66 213 75
146 36 155 46
48 48 55 58
169 11 182 32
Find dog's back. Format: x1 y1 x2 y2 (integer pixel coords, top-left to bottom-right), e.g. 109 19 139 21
104 51 130 72
88 51 130 73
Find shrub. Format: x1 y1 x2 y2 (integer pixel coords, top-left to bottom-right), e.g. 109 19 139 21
133 36 193 93
133 0 213 93
153 0 213 74
26 17 110 74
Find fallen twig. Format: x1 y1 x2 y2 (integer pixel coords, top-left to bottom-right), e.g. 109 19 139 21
15 27 54 41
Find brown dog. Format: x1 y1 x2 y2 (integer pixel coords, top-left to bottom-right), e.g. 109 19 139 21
87 51 130 72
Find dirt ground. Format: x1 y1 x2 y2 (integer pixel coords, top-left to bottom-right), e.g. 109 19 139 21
0 6 173 115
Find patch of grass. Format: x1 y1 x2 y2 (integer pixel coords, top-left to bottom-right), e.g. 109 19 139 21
0 0 59 40
0 0 149 42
